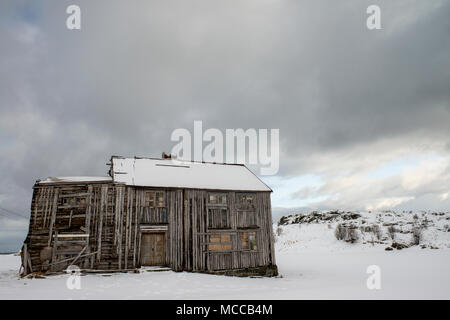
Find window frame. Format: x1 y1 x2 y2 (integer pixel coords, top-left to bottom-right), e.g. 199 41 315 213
58 195 88 208
207 192 231 229
144 191 165 209
236 193 256 210
141 190 168 224
236 193 258 228
240 231 258 251
208 233 233 252
207 193 228 206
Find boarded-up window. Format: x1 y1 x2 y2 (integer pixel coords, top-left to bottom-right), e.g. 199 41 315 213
142 191 167 224
207 193 230 229
209 233 232 251
141 207 168 224
236 193 257 228
208 208 230 229
237 210 257 228
241 232 257 251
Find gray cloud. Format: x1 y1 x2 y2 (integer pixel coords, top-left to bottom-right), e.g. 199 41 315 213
290 154 450 211
1 1 450 250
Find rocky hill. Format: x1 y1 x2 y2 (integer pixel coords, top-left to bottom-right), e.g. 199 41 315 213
274 210 450 251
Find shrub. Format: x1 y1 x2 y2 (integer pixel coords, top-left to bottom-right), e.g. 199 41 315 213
387 225 397 240
411 227 422 245
335 224 358 243
371 224 382 240
346 227 359 243
335 224 347 240
362 224 382 241
276 226 283 237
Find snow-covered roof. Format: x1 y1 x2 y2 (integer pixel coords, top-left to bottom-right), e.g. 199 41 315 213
111 157 272 192
38 176 112 184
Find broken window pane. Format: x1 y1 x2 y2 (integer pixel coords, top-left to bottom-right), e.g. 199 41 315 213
241 232 257 251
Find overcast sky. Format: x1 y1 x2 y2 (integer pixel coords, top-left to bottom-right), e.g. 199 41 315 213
1 0 450 252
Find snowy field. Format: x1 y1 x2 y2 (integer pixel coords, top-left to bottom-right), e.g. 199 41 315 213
1 211 448 299
1 247 449 299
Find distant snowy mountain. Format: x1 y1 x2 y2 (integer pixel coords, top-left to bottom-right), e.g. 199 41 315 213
274 210 450 252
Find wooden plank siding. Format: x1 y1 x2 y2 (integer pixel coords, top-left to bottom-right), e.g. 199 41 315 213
22 182 276 276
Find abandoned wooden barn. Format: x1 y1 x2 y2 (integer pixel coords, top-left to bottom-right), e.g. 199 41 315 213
21 156 278 276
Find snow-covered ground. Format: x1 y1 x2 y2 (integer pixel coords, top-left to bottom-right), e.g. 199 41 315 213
276 210 450 250
1 211 449 300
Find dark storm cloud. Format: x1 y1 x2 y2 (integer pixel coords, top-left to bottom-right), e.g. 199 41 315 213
1 1 450 250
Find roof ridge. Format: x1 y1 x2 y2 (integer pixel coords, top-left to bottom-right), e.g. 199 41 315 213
110 155 246 166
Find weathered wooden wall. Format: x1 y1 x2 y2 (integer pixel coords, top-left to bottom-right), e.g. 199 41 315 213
22 183 276 276
22 183 141 274
182 190 275 272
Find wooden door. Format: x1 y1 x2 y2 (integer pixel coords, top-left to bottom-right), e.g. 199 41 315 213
140 233 166 266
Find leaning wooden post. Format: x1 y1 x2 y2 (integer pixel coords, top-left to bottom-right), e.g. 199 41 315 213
48 189 59 246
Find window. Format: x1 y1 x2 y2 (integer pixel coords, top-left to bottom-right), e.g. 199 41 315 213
236 193 257 228
141 191 167 224
241 232 257 251
59 196 87 207
236 193 255 210
145 191 165 208
207 193 230 229
209 233 232 251
208 193 227 205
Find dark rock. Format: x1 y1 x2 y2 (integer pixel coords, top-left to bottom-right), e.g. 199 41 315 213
278 216 289 226
391 242 409 250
